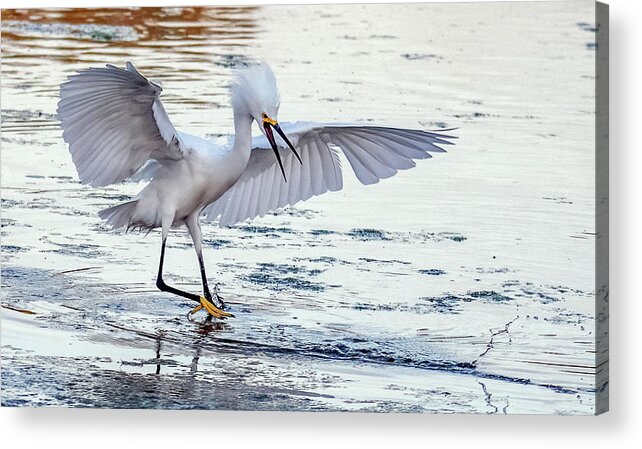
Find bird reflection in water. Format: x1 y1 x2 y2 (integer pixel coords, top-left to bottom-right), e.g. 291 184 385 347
151 321 229 375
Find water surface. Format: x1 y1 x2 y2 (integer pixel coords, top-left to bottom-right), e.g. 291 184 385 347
1 2 603 413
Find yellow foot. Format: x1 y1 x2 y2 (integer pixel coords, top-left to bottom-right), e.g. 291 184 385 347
189 296 234 320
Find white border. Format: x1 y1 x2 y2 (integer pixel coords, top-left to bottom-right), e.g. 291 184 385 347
1 0 640 447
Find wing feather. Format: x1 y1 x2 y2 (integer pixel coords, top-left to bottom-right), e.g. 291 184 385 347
247 176 260 224
343 133 415 170
58 62 187 187
267 160 282 213
233 179 248 226
333 134 395 183
383 128 453 148
320 136 343 191
307 138 325 195
203 122 456 226
351 129 430 159
331 135 379 184
277 148 293 207
298 143 314 201
226 180 246 226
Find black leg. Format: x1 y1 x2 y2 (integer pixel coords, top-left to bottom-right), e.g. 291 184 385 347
197 251 212 301
156 236 201 303
159 219 233 320
197 250 226 309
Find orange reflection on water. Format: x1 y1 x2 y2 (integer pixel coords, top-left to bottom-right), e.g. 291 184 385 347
2 7 259 44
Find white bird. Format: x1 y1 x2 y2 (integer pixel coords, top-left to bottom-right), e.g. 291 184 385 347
57 62 456 320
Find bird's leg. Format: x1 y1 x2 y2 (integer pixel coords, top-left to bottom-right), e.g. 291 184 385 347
186 215 233 319
156 236 201 303
197 251 226 310
156 234 232 320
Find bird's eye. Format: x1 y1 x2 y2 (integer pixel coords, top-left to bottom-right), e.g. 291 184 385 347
262 113 268 119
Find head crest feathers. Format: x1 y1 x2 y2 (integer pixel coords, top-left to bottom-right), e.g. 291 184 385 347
231 62 280 118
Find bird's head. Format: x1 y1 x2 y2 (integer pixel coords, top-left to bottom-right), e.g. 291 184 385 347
231 62 301 180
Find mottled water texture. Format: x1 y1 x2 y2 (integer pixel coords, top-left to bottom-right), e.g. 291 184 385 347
1 2 603 413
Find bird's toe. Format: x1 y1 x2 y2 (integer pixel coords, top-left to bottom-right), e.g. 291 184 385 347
197 296 234 319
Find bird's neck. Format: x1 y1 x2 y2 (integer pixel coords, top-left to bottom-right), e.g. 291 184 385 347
231 111 254 161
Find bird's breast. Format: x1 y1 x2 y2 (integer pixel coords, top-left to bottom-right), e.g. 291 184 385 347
186 150 246 209
138 143 248 224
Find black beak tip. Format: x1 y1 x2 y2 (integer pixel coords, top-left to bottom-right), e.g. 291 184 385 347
266 121 302 180
273 123 303 165
293 150 303 165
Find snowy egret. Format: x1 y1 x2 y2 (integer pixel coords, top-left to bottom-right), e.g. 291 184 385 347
57 62 456 319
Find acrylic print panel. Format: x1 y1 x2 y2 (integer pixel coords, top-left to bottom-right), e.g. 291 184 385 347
1 0 608 414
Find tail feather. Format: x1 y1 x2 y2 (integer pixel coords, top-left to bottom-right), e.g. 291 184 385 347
99 201 138 229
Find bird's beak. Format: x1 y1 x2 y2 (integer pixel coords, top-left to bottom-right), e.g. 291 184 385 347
262 116 302 183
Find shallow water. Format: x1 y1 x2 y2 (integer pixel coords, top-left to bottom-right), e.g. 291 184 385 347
1 2 604 413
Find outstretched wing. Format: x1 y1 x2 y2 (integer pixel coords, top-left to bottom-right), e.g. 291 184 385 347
203 122 456 226
58 62 187 187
